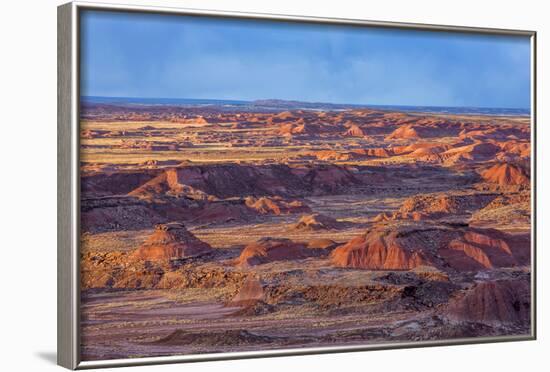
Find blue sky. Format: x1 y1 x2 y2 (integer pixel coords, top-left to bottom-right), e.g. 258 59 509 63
80 10 531 108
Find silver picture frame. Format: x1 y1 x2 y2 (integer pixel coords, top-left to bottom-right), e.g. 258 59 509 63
57 1 537 369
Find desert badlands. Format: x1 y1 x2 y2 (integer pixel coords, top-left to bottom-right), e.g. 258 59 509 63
79 100 531 360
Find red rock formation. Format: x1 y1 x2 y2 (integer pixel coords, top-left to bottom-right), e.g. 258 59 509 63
446 280 530 324
132 223 212 261
331 227 428 270
385 125 420 140
440 231 517 271
279 122 323 136
356 148 395 158
235 238 310 267
245 196 310 215
498 141 531 158
293 213 341 230
343 124 365 137
480 163 530 186
441 142 501 164
123 163 363 199
313 150 350 161
331 222 529 272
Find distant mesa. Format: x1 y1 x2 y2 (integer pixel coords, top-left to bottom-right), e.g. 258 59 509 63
235 237 312 267
331 222 529 272
132 222 212 261
293 213 341 231
123 163 361 200
445 279 530 324
480 163 530 186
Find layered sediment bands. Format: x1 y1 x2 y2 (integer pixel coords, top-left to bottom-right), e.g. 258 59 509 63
125 163 362 199
331 222 529 272
385 125 420 140
440 142 501 164
330 230 428 270
480 163 530 187
446 279 530 324
131 223 212 261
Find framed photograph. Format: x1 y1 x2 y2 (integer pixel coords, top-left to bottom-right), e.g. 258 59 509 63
58 1 536 369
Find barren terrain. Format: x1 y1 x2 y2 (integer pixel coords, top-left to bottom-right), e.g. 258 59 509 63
80 102 532 361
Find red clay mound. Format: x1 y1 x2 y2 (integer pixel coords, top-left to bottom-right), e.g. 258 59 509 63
441 142 501 164
313 150 350 161
245 196 310 215
279 122 322 136
385 125 420 140
439 230 518 271
446 279 530 324
480 163 530 186
367 148 394 157
498 141 531 158
331 222 528 272
132 223 212 261
229 277 265 307
128 171 215 201
330 227 428 270
274 111 295 121
343 124 365 137
293 213 341 231
235 237 310 267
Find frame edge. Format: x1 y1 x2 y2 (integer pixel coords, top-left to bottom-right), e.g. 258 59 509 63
58 2 78 370
66 1 537 369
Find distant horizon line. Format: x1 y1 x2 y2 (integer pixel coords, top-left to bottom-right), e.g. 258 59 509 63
81 95 531 111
